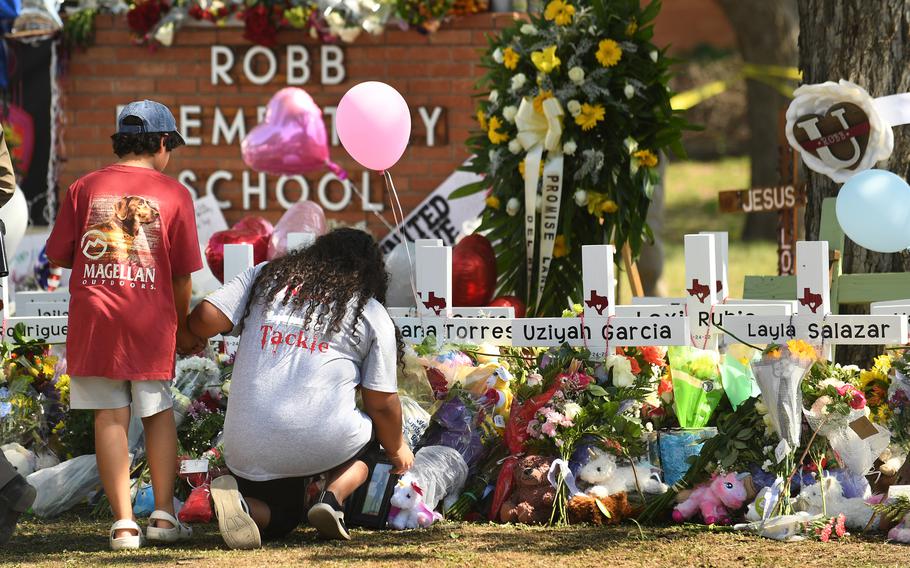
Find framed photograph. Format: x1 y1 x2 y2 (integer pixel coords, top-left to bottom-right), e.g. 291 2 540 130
344 451 400 529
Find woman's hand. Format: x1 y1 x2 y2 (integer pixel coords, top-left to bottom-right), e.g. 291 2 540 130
388 443 414 475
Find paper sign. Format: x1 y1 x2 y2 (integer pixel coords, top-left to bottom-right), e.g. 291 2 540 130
192 194 230 295
849 416 879 440
179 459 209 475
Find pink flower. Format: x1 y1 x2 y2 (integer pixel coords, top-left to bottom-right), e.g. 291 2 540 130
819 526 831 542
545 410 565 424
527 373 543 387
849 391 866 410
835 514 846 538
836 385 851 397
541 422 557 437
527 419 542 438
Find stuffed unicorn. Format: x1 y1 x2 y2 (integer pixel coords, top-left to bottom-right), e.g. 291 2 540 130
388 475 442 530
672 472 748 525
578 448 666 498
794 474 880 530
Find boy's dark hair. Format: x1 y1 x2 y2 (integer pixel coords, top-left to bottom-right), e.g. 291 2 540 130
111 116 183 158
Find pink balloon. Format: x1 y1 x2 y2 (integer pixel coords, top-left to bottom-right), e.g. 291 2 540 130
242 87 345 177
233 215 274 238
267 201 328 259
336 81 411 171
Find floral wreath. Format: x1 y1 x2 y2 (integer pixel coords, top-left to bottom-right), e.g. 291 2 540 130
453 0 688 316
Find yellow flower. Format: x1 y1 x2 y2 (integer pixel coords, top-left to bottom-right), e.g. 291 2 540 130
531 46 561 74
518 160 545 179
575 103 605 131
533 90 553 114
476 109 487 131
633 149 659 168
626 21 638 36
487 116 509 145
786 339 818 362
486 195 501 209
553 235 568 258
503 46 519 70
544 0 575 26
596 39 623 68
601 200 618 214
874 354 892 374
585 192 618 218
53 420 65 434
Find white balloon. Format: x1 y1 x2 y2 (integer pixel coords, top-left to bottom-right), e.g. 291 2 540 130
385 241 416 308
0 188 29 261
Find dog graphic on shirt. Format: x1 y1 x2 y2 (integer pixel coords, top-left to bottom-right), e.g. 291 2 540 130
81 196 160 266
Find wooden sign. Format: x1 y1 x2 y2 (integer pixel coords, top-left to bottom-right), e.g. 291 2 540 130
717 184 807 214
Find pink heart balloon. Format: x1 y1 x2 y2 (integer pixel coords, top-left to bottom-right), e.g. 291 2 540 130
267 200 328 260
242 87 345 177
336 81 411 171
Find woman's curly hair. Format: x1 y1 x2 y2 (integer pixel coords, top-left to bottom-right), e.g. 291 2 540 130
239 228 404 363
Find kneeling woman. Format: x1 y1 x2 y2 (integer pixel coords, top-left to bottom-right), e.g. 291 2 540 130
188 229 413 548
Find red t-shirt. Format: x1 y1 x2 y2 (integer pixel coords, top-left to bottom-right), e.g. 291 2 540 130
46 164 202 380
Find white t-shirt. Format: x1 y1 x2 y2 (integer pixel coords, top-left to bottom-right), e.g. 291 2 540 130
205 264 398 481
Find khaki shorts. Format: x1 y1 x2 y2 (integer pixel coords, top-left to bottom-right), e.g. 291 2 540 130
70 376 173 418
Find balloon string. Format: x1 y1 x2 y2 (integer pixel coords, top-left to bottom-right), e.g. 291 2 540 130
346 179 398 233
383 170 426 334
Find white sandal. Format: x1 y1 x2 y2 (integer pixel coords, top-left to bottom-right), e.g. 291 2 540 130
211 475 261 550
110 519 143 551
146 510 193 543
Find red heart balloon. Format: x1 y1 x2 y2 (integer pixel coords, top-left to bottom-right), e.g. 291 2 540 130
233 216 274 238
206 229 269 283
489 296 527 318
453 235 497 306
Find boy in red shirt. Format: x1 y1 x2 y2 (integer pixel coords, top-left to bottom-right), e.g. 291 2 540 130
47 100 203 550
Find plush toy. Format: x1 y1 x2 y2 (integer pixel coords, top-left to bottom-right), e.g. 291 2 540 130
578 448 667 498
888 512 910 543
672 472 748 525
1 443 37 477
567 492 634 526
794 474 878 530
388 475 442 530
499 455 557 524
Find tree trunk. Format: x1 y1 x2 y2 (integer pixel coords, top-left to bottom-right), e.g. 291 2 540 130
798 0 910 366
719 0 799 241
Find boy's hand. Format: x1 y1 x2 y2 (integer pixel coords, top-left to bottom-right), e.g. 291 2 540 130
176 327 205 355
388 443 414 475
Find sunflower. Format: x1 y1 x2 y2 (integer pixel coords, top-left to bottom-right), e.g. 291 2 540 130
633 149 659 168
575 103 605 131
487 116 509 145
596 39 623 67
544 0 575 26
502 46 519 70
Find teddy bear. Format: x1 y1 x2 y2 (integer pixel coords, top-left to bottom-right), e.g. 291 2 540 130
567 492 634 526
794 474 880 530
672 472 748 525
499 455 557 524
578 448 667 498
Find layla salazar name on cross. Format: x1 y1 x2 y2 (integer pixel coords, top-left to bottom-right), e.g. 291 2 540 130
745 321 895 341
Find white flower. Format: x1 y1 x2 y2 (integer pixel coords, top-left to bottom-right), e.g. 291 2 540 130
511 73 527 91
489 89 499 104
493 48 504 64
567 100 582 117
588 25 597 35
761 459 773 472
563 402 582 420
624 83 635 99
502 105 518 123
520 23 537 35
650 50 659 63
606 355 636 388
488 149 498 163
527 373 543 387
508 139 523 154
506 197 521 216
755 400 768 415
563 140 578 156
568 67 585 84
573 189 588 206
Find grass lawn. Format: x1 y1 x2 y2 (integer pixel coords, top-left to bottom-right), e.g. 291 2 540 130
5 509 908 568
618 157 778 302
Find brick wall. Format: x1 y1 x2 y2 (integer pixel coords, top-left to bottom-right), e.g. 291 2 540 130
59 5 733 237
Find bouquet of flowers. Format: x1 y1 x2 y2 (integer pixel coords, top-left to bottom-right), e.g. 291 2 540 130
454 0 688 315
750 340 818 452
666 346 724 429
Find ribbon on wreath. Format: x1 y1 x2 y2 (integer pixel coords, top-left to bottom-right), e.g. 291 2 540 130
515 96 564 307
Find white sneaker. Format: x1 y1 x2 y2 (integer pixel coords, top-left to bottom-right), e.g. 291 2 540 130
109 519 143 551
211 475 261 550
146 510 193 543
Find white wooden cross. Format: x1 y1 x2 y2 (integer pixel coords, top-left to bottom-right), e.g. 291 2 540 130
723 241 908 351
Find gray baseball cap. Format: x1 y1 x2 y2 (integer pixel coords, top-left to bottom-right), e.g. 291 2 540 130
116 100 185 145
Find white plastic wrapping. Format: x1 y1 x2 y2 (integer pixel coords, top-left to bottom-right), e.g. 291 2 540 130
408 445 468 512
401 396 431 450
26 454 101 518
